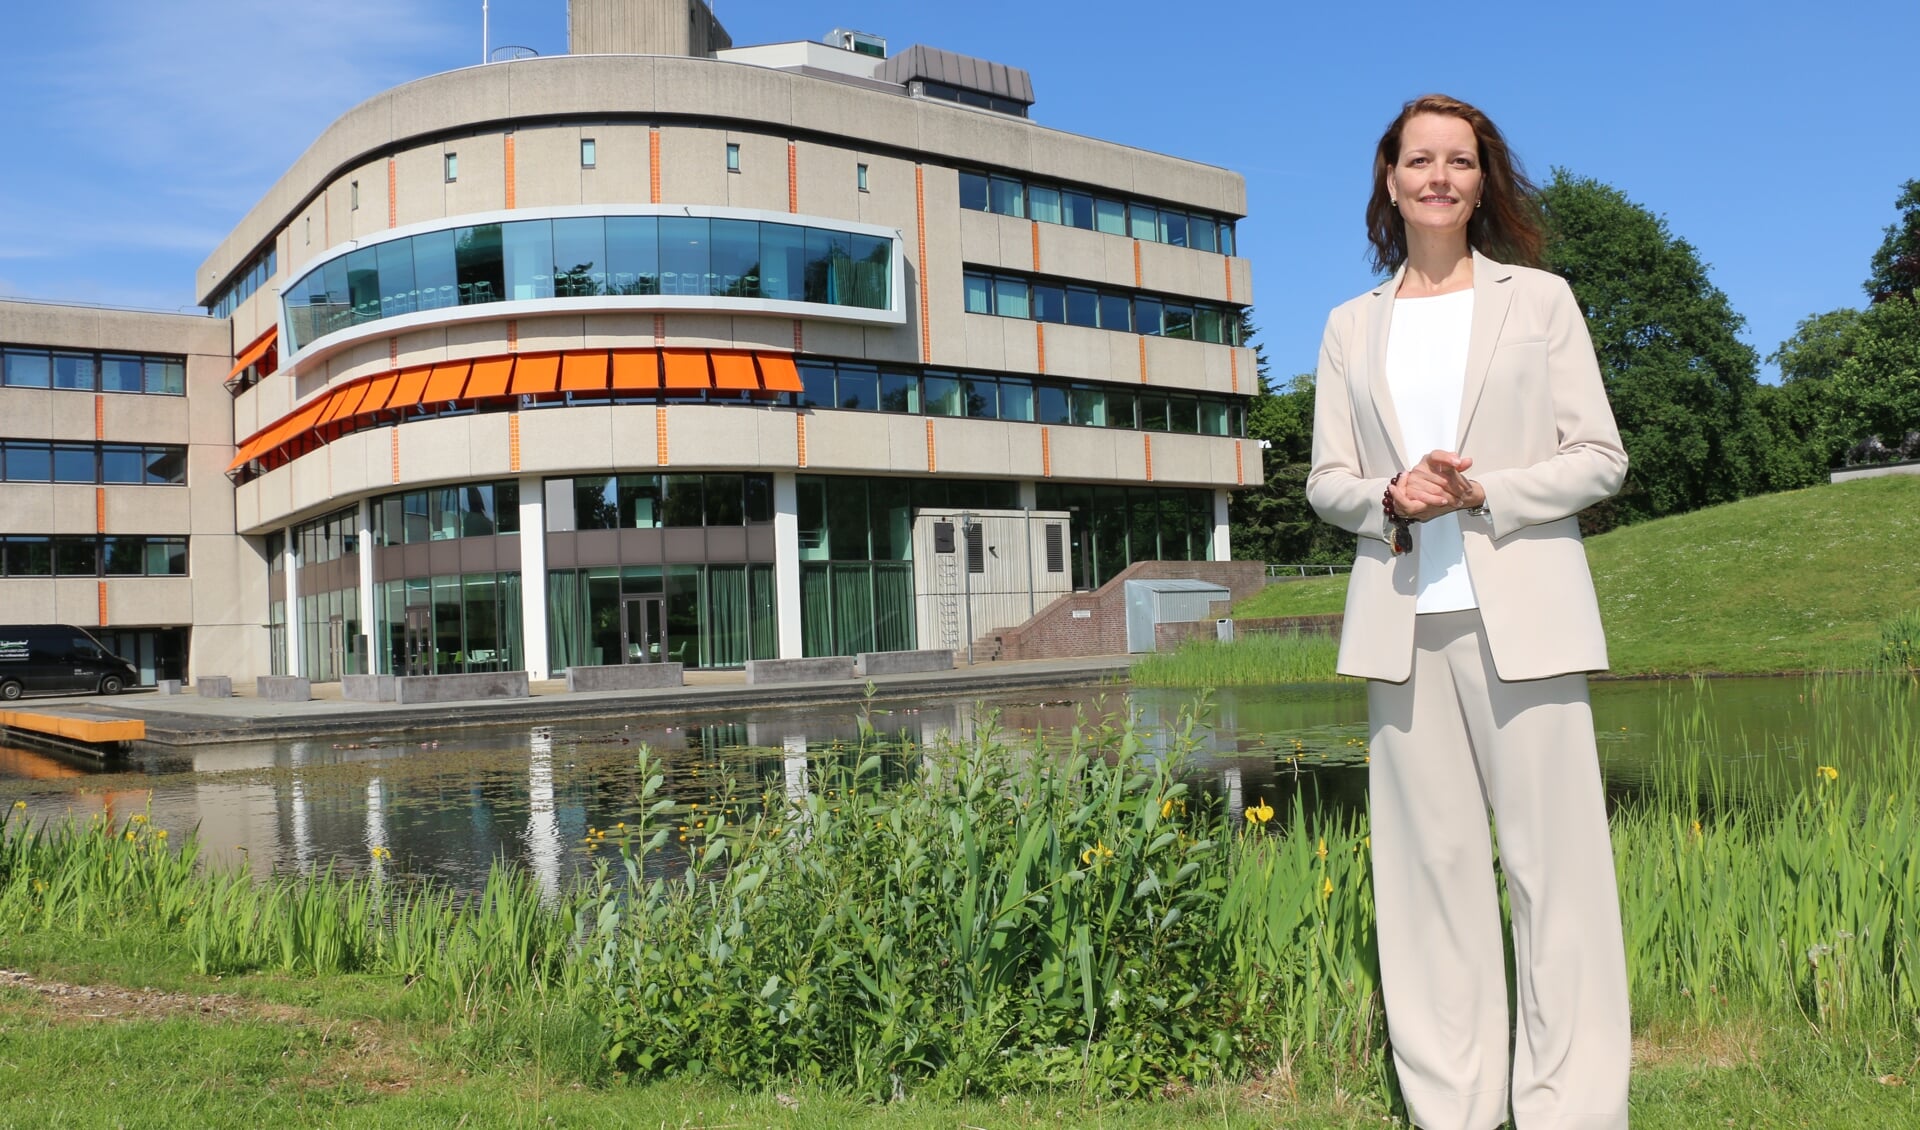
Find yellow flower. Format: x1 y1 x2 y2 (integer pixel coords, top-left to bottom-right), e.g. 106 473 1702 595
1817 765 1839 782
156 829 167 840
1245 800 1274 825
1690 820 1702 838
368 845 391 861
1315 838 1327 860
1079 841 1114 866
1160 798 1173 819
1320 876 1334 900
11 800 24 810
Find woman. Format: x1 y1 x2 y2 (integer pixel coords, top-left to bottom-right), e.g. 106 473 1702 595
1306 95 1631 1130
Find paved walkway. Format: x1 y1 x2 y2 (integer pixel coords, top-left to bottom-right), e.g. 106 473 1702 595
3 654 1135 746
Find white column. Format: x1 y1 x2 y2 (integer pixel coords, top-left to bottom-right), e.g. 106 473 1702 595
1017 479 1038 509
355 499 376 675
1213 488 1233 561
773 472 803 658
517 475 549 679
282 526 302 677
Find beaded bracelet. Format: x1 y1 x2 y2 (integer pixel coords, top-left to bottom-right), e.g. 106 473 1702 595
1382 473 1413 555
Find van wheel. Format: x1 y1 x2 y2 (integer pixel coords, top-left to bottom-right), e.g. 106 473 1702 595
98 675 124 696
0 680 21 701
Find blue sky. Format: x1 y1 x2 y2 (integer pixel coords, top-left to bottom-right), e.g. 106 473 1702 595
0 0 1913 382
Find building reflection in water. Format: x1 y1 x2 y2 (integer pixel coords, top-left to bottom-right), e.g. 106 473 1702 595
526 726 562 903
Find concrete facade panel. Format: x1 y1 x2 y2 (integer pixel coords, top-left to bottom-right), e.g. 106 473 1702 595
754 408 800 468
442 134 508 216
961 314 1006 371
929 418 1011 478
916 108 1031 176
581 312 659 349
1109 333 1146 385
389 66 513 149
49 487 97 535
792 140 859 222
800 411 893 474
101 394 189 443
0 581 57 623
853 151 919 233
919 167 965 368
606 405 658 469
188 450 238 537
104 488 190 536
669 405 762 469
653 59 796 132
1048 427 1121 482
466 413 513 480
0 484 54 531
519 406 615 474
391 146 446 229
1002 423 1047 480
657 127 732 207
958 209 1003 272
49 394 95 442
395 416 477 488
0 389 53 436
579 124 654 207
1038 225 1110 288
1138 241 1214 303
393 325 451 371
662 313 735 351
327 432 372 501
789 79 919 152
801 320 866 359
1000 318 1040 374
105 578 194 625
1150 433 1218 486
342 157 391 243
516 314 588 354
54 580 102 627
1143 336 1223 395
504 54 660 119
513 125 587 209
727 316 794 352
1038 323 1106 384
724 131 790 213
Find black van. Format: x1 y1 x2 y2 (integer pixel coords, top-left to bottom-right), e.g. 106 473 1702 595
0 626 140 700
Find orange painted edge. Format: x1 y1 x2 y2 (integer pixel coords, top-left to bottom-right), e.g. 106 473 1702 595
1035 323 1046 374
915 166 931 362
1223 257 1234 303
1235 441 1245 486
508 413 522 472
649 129 662 204
652 314 666 347
93 396 103 439
925 418 936 473
795 414 808 468
1030 220 1041 272
96 582 107 627
1041 427 1052 478
791 319 804 352
503 133 516 209
655 405 669 465
1133 239 1143 287
387 159 397 228
1144 434 1154 483
786 142 798 213
390 429 400 483
1230 348 1239 394
1139 336 1149 384
506 319 518 353
0 708 143 744
95 488 105 533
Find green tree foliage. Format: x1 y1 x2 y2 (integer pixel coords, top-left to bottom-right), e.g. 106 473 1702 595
1227 312 1350 566
1540 171 1768 523
1867 179 1920 304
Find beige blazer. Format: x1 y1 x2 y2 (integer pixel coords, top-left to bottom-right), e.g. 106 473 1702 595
1306 250 1628 683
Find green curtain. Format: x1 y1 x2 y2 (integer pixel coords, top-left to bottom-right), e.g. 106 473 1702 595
500 572 523 671
749 565 777 660
872 563 916 652
833 564 875 656
707 565 748 667
546 570 581 671
801 564 834 657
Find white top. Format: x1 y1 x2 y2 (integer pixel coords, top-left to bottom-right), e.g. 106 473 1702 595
1385 290 1479 613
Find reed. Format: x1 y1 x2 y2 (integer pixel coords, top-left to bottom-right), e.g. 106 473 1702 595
1129 631 1344 687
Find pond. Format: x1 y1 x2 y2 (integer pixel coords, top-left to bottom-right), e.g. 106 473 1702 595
0 675 1886 896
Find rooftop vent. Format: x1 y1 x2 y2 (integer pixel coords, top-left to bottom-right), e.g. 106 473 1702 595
878 44 1034 117
826 27 887 58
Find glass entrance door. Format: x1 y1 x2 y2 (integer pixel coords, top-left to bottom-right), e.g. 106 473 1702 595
327 615 346 682
402 606 433 676
620 596 668 664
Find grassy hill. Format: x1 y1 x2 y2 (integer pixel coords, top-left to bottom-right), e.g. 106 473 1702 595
1231 475 1920 675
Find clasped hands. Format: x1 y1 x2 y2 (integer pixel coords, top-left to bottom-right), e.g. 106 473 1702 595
1389 450 1487 520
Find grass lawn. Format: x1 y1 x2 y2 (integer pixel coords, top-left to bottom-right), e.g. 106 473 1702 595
1230 476 1920 675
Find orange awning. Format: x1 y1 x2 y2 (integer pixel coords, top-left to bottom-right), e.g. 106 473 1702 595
321 382 372 426
710 351 758 391
357 372 401 414
423 360 471 404
560 351 609 392
466 356 515 399
226 326 278 380
754 352 803 393
610 349 659 390
390 365 433 409
312 387 351 427
662 350 711 390
510 353 562 394
229 395 328 470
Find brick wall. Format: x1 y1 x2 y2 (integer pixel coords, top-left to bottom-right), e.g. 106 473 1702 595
984 559 1267 661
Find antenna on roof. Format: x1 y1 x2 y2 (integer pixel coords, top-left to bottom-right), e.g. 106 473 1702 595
483 0 490 64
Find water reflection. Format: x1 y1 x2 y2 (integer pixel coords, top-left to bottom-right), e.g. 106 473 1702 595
0 676 1881 896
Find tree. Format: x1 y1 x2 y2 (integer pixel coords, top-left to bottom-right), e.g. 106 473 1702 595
1540 171 1769 524
1228 312 1352 566
1867 179 1920 304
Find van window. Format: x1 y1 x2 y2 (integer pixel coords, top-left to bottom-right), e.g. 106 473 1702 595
70 637 103 659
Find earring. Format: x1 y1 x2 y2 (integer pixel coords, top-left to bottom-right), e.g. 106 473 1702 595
1390 197 1398 208
1475 200 1482 208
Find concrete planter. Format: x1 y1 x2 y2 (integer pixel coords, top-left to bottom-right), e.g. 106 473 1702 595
342 674 398 702
564 663 685 692
256 676 311 702
394 670 531 704
854 650 955 677
743 656 855 685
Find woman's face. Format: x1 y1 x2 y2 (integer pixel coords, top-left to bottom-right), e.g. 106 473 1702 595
1388 113 1483 241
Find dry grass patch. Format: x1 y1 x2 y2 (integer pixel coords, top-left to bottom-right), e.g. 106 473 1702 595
1632 1015 1765 1070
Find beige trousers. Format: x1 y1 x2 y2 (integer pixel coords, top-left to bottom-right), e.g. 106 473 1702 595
1367 610 1630 1130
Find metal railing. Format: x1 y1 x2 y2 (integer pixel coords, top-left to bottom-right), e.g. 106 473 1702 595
1264 563 1352 582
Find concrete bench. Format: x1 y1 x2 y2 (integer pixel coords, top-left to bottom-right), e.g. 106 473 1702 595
744 656 855 685
854 649 955 677
156 679 184 696
394 670 530 705
342 674 397 702
565 663 685 692
196 675 232 699
256 676 310 702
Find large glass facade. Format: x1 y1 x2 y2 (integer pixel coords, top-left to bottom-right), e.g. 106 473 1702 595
1035 483 1215 590
372 482 520 545
284 214 896 351
0 535 186 577
959 170 1236 254
376 572 524 676
962 269 1243 345
546 564 776 671
1 441 185 483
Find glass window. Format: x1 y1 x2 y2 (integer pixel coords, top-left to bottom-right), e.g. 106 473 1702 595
1164 303 1194 340
660 216 712 297
444 152 458 182
617 474 660 528
153 539 188 576
552 216 606 297
797 476 828 560
1030 282 1066 324
581 138 596 167
1062 191 1095 229
1169 396 1201 434
375 238 417 315
797 361 836 408
1140 394 1169 432
710 218 761 298
1098 292 1133 332
835 366 878 411
1107 390 1138 429
4 349 50 388
856 163 869 192
1162 210 1188 248
958 171 989 212
3 442 50 482
1193 305 1224 344
705 474 744 526
825 478 870 560
759 222 806 302
879 371 920 413
411 229 457 311
804 227 854 305
1094 198 1127 236
725 142 740 172
104 537 144 576
1219 222 1236 256
145 357 185 396
744 474 773 523
963 272 992 315
923 373 964 416
868 477 911 561
144 447 185 485
963 376 998 419
100 446 143 484
999 378 1034 422
1190 215 1217 253
1128 204 1159 241
1065 287 1098 328
100 355 143 393
988 175 1024 217
52 352 93 391
1200 401 1230 436
1037 383 1070 425
1069 386 1107 427
574 476 620 530
851 234 890 310
1028 185 1062 225
52 445 94 483
454 224 505 305
502 219 555 302
606 216 660 295
992 276 1029 320
1134 297 1164 336
3 537 50 576
55 539 97 576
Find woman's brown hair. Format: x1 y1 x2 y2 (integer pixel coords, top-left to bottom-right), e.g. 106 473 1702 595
1365 94 1544 274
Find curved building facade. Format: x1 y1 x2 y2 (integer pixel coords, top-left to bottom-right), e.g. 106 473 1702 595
192 1 1258 681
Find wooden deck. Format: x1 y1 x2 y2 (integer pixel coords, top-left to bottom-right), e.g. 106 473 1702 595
0 709 145 747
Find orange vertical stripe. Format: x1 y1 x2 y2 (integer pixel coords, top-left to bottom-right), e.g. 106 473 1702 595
503 133 516 209
95 488 105 533
1035 323 1046 373
1144 434 1154 482
653 314 666 346
915 166 930 362
1031 221 1041 272
389 338 398 367
655 406 669 465
786 142 798 213
1223 257 1234 303
925 418 936 473
1041 427 1052 478
1230 348 1239 394
97 582 107 627
1133 240 1143 287
795 414 808 468
387 159 397 228
649 129 661 203
508 413 521 472
93 395 103 439
507 319 518 352
1235 441 1245 486
390 429 400 483
1138 336 1149 384
792 319 804 352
